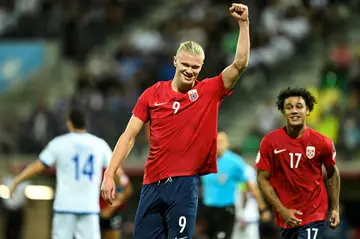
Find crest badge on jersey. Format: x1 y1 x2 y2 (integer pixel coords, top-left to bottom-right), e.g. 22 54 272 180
306 146 316 159
188 89 199 101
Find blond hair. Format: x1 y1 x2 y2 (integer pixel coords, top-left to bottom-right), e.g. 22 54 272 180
176 41 205 60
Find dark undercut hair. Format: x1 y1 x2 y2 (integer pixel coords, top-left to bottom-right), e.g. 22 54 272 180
276 87 317 112
68 108 87 129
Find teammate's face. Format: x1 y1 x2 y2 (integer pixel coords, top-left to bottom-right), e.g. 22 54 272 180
283 96 309 126
174 51 203 86
217 132 229 156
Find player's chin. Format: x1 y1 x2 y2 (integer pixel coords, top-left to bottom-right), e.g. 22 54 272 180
181 76 195 85
288 119 304 126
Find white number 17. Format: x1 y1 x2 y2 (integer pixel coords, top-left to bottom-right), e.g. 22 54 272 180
289 153 301 169
306 228 318 239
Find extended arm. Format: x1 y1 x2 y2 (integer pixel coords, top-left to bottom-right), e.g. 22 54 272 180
222 4 250 90
10 160 46 195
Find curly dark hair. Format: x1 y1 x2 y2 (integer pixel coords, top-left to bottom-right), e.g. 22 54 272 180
276 87 317 112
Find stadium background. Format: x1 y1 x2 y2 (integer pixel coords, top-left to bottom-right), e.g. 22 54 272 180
0 0 360 238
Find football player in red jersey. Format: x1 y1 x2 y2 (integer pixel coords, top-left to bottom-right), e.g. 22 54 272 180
101 3 250 239
100 168 133 239
256 87 341 239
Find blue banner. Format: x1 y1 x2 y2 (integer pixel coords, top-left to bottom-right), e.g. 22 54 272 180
0 42 45 93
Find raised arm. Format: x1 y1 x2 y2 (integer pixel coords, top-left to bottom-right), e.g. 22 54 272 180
222 3 250 91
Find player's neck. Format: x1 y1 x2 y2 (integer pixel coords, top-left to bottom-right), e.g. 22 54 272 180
286 125 306 139
171 78 194 93
71 129 87 133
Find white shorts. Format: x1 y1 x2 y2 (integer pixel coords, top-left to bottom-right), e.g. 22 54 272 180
52 213 100 239
232 221 259 239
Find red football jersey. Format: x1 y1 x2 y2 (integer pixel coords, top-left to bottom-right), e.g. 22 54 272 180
133 74 232 184
255 127 336 228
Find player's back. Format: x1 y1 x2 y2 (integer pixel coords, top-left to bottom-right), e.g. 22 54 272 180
40 132 111 214
256 127 336 227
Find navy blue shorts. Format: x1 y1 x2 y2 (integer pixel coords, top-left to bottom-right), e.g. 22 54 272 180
280 220 326 239
134 175 200 239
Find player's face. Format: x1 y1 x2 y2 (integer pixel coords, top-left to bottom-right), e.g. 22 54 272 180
174 51 203 86
217 132 229 156
283 96 309 126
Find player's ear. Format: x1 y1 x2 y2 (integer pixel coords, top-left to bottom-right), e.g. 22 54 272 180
173 56 177 67
306 108 310 116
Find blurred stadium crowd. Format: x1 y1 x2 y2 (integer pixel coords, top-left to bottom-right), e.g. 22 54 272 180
1 0 360 238
1 0 360 159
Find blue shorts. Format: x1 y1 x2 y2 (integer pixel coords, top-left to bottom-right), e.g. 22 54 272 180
280 220 326 239
134 175 200 239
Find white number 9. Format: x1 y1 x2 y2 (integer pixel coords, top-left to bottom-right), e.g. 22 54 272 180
173 101 180 114
179 216 186 233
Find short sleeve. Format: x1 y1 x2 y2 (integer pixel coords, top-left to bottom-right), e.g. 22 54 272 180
102 140 113 168
233 157 250 183
255 136 272 172
322 137 336 168
132 88 152 123
39 140 57 167
203 73 233 99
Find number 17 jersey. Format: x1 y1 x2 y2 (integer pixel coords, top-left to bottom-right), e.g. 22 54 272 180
39 132 112 214
255 127 336 228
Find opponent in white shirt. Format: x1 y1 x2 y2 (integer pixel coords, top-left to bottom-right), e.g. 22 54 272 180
10 108 113 239
232 164 264 239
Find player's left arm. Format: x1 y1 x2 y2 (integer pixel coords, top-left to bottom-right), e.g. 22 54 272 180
221 3 250 91
10 160 46 196
323 139 341 229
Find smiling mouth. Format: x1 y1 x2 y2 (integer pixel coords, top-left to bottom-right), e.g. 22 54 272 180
182 73 193 81
290 116 300 120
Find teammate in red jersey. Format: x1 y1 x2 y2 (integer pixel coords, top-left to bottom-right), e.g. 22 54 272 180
101 3 250 238
100 168 133 239
256 87 341 239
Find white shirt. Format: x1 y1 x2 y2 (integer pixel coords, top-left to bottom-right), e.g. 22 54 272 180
235 165 260 223
39 132 112 214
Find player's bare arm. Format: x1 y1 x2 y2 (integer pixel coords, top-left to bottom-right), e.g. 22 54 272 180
326 165 341 229
10 160 46 196
222 3 250 91
257 169 303 228
101 115 144 204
